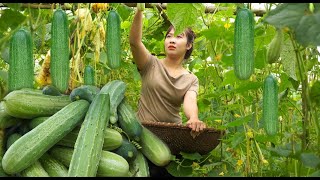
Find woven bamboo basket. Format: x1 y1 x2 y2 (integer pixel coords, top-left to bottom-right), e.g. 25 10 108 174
141 121 224 155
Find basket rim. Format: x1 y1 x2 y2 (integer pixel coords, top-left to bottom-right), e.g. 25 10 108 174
141 121 224 134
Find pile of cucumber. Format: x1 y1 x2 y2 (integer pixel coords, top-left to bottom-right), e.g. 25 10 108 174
0 7 173 177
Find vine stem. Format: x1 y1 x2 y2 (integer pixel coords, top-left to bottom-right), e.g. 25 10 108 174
289 32 310 151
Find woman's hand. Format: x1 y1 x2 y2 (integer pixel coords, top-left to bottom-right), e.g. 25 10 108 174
186 118 206 132
137 3 145 11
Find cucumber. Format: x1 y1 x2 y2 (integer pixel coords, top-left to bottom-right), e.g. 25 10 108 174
0 156 8 177
28 116 49 130
50 8 70 93
139 126 173 167
128 150 150 177
117 99 143 142
39 153 68 177
106 10 121 69
2 88 71 119
69 85 100 103
100 80 126 124
233 7 255 80
84 65 95 86
267 27 283 64
20 161 50 177
0 105 23 129
58 126 123 151
68 93 110 177
262 74 279 136
28 118 123 151
8 28 34 92
6 133 49 177
49 146 130 177
113 137 138 163
42 85 62 96
2 100 89 174
0 129 7 177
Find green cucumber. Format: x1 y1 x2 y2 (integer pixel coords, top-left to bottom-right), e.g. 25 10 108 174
69 85 100 103
68 93 110 177
2 100 89 174
2 88 71 119
139 126 173 167
267 27 283 64
6 133 49 177
0 104 23 129
128 150 150 177
39 153 68 177
84 65 95 86
50 8 70 93
106 10 121 69
28 116 49 130
262 74 278 136
8 29 34 92
42 85 62 96
100 80 126 124
50 146 130 177
117 99 143 142
113 137 138 163
233 7 255 80
20 161 50 177
28 118 123 151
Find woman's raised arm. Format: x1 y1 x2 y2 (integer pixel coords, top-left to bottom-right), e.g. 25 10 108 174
129 7 150 71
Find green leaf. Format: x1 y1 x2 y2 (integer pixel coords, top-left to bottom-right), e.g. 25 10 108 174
0 9 26 32
166 3 205 35
222 114 252 128
264 3 320 47
288 77 300 91
0 47 9 64
233 82 263 94
309 170 320 177
116 3 133 21
310 81 320 106
132 66 141 81
207 66 222 86
279 73 293 92
188 58 202 71
0 70 8 84
230 132 245 148
99 49 107 64
295 13 320 47
268 146 292 157
220 70 238 86
254 46 267 70
300 153 320 168
166 161 192 177
180 152 202 161
263 3 309 29
4 3 22 11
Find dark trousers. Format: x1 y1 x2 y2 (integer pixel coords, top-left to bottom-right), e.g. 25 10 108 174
147 159 174 178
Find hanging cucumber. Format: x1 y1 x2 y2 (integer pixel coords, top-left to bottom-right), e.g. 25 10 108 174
233 7 255 80
266 27 283 64
106 10 121 69
8 29 34 92
84 65 95 86
50 9 70 93
262 74 279 136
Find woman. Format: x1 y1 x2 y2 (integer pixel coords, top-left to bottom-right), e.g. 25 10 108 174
129 6 206 132
129 6 206 177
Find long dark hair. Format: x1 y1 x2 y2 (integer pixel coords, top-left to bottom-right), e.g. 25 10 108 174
165 25 196 60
